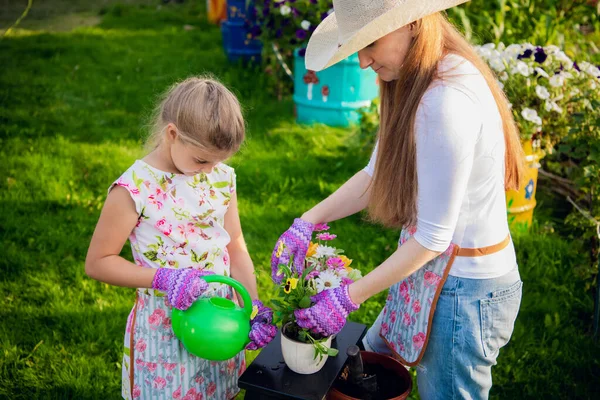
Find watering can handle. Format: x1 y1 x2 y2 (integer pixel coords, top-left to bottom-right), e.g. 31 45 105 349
202 275 253 317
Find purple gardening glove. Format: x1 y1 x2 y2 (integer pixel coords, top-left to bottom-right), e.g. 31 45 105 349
246 300 277 350
271 218 315 283
294 285 360 337
152 268 214 310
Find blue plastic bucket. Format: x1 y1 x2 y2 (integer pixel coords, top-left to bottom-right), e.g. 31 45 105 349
221 20 262 63
293 49 379 127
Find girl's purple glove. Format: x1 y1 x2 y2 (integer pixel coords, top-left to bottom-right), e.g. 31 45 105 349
152 268 214 310
294 285 359 337
246 300 277 350
271 218 315 283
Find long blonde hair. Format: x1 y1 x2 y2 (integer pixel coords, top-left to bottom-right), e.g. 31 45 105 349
146 75 245 154
368 12 524 229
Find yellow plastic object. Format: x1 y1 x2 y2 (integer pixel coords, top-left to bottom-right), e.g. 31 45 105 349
207 0 227 24
506 141 543 231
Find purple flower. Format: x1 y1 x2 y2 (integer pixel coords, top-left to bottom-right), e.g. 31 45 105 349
250 26 262 37
296 29 307 40
275 29 283 38
317 233 337 241
534 47 547 63
298 48 306 57
320 12 329 21
573 62 581 72
292 7 300 17
518 49 533 60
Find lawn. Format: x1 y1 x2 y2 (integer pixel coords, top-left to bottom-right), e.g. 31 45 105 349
1 1 599 399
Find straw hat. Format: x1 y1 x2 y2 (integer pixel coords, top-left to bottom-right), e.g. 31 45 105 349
305 0 470 71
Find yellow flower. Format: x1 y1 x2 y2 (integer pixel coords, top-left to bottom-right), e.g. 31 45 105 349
306 242 318 258
339 255 353 270
284 278 298 294
250 304 259 320
276 240 284 258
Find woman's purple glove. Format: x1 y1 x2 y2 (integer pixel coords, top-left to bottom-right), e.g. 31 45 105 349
246 300 277 350
152 268 214 310
294 285 359 337
271 218 315 283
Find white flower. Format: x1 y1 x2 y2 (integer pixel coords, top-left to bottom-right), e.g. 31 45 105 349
591 80 598 90
280 5 291 16
579 61 600 79
315 270 342 293
512 61 530 77
301 20 311 30
489 57 506 72
503 44 523 60
315 245 336 258
482 43 496 50
499 71 509 81
552 102 563 113
535 85 550 100
553 51 572 64
545 45 560 54
544 101 553 112
535 67 550 78
497 80 504 89
569 88 581 96
521 108 542 125
549 74 565 88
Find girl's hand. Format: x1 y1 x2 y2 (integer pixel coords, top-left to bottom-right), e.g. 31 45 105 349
294 285 359 337
246 300 277 350
152 268 215 310
271 218 314 283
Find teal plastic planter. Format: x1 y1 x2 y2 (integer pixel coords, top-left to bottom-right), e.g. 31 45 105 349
293 49 379 127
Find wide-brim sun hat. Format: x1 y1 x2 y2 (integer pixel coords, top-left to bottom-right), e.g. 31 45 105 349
305 0 470 71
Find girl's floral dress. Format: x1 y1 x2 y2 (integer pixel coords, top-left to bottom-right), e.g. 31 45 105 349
113 160 245 400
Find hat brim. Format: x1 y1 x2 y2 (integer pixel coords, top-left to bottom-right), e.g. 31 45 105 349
305 0 469 71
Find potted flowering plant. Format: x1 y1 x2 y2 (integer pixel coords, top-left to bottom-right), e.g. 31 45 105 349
475 43 600 229
272 223 363 374
252 1 379 126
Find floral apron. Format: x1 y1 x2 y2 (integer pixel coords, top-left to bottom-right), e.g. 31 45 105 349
380 228 511 366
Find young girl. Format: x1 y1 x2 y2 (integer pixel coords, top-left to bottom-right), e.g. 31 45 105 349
86 76 276 400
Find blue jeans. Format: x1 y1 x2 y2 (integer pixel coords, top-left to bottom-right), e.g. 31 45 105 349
363 267 522 400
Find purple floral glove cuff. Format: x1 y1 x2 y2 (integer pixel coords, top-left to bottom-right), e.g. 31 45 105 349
271 218 315 283
294 285 360 337
151 268 214 310
246 323 277 351
246 300 276 350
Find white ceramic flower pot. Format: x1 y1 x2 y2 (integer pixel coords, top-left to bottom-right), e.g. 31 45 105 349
281 324 333 375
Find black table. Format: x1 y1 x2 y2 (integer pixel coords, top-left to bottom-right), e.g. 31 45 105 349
239 321 367 400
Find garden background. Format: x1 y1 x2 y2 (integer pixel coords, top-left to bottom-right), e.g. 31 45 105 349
1 0 600 398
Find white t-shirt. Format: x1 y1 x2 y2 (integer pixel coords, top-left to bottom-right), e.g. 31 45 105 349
364 54 517 279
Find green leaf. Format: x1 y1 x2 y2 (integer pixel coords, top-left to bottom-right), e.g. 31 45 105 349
143 251 158 261
327 347 339 357
299 296 311 309
212 181 229 188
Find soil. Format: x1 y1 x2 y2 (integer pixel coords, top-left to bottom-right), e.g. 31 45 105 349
332 362 410 400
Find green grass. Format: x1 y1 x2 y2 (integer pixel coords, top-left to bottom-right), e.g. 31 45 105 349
1 1 599 399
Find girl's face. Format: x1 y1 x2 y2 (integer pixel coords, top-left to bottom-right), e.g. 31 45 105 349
357 25 414 82
166 125 231 176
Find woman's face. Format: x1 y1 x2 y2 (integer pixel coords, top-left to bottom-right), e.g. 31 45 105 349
357 25 414 82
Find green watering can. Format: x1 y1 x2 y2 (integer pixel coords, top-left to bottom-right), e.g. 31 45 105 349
171 275 252 361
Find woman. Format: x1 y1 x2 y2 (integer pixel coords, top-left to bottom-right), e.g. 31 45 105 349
271 1 525 399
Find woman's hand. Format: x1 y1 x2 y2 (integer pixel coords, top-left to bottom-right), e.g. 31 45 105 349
151 268 215 310
294 285 360 337
271 218 315 283
246 299 277 350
